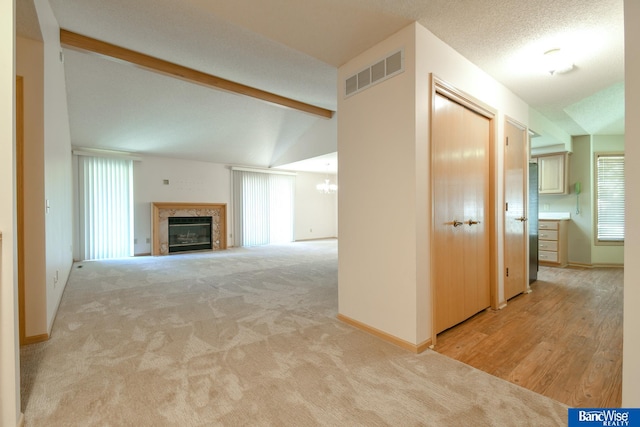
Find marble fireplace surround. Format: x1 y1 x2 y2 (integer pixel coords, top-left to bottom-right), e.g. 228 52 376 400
152 202 227 255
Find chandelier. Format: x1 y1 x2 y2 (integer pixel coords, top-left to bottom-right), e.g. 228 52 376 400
316 163 337 194
316 178 338 194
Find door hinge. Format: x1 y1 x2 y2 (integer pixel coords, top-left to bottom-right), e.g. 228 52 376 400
506 202 509 211
506 267 509 277
506 136 509 146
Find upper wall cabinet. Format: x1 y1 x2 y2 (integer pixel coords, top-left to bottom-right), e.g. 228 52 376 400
532 152 569 195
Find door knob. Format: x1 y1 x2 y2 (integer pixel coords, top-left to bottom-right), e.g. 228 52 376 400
516 217 528 222
466 219 480 226
452 220 463 227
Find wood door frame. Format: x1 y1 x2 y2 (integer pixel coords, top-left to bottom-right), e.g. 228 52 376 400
16 75 25 345
429 75 498 346
503 116 530 303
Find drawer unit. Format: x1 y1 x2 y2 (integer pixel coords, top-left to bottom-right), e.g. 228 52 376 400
539 250 558 263
539 221 558 231
539 230 558 241
538 219 568 267
538 240 558 251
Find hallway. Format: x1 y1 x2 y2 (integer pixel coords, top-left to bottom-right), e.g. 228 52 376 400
435 266 623 408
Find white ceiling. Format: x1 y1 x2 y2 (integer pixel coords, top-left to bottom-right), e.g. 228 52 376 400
16 0 624 173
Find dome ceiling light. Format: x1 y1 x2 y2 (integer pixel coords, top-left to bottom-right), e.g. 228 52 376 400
543 48 574 75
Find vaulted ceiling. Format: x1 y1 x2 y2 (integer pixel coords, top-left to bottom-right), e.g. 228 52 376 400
16 0 624 172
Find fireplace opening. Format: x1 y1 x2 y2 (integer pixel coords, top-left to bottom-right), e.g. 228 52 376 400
168 216 212 253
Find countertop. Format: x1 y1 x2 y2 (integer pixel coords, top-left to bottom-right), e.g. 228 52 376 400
538 212 571 220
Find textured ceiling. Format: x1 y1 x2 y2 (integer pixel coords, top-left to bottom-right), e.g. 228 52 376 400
414 0 624 136
16 0 624 171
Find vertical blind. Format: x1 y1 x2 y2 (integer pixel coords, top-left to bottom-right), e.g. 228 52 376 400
232 169 295 247
79 156 134 259
596 154 625 242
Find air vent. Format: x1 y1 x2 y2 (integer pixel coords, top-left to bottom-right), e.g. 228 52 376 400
344 49 404 98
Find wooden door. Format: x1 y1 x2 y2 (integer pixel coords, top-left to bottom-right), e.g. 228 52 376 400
460 106 490 318
433 93 465 331
433 92 491 333
504 119 527 300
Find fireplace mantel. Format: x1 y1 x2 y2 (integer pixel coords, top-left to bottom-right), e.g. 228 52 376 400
152 202 227 255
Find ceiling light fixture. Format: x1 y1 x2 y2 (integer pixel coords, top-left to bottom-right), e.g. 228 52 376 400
543 48 574 75
316 164 337 194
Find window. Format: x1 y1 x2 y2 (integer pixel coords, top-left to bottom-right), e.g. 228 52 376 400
78 156 134 259
595 153 624 244
232 169 295 247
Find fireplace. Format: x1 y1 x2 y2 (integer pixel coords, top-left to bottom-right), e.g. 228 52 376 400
168 217 212 253
151 202 227 256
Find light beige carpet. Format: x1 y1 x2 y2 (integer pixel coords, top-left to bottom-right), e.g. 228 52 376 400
21 240 567 426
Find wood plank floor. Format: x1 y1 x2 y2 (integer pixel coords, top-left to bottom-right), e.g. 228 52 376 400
434 265 623 408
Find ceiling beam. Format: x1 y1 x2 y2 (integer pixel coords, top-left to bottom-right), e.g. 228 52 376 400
59 29 334 119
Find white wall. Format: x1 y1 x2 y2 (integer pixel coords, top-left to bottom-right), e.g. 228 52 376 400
16 36 48 337
623 0 640 407
34 0 74 333
133 157 231 254
294 172 337 240
338 22 529 346
133 157 233 254
0 0 21 424
131 156 336 254
339 25 419 344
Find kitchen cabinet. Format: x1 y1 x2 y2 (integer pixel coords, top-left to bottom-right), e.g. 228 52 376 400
534 152 569 195
539 220 568 267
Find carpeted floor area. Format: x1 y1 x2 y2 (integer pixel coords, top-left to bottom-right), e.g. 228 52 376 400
21 240 567 426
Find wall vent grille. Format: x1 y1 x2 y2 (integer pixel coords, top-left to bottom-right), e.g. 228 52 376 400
344 49 404 98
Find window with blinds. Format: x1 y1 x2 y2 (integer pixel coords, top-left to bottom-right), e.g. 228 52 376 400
78 156 134 259
232 168 295 247
595 153 624 244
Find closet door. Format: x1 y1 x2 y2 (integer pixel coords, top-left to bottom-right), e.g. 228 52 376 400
433 92 491 334
433 93 466 332
460 106 491 317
